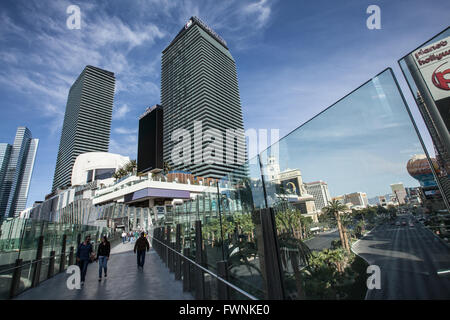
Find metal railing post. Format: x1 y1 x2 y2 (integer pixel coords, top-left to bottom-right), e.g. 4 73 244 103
159 227 163 261
195 220 205 300
175 224 182 280
60 234 67 272
260 207 285 299
156 228 161 257
165 226 171 266
169 242 175 272
182 248 191 292
47 251 55 279
68 246 74 266
31 235 44 288
217 260 230 299
160 227 164 257
9 258 23 299
152 228 157 255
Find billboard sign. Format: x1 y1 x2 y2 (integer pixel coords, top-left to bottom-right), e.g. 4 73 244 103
412 36 450 102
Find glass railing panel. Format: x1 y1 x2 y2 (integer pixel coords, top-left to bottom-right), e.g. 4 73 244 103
213 156 267 299
39 259 49 283
0 267 13 299
259 68 444 300
17 219 40 264
398 27 450 241
54 254 61 274
16 261 34 295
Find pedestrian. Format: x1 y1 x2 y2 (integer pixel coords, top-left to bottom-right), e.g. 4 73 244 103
121 231 127 244
134 232 150 269
76 235 94 286
96 235 110 282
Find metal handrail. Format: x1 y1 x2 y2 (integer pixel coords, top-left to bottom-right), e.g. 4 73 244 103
0 252 71 275
149 234 258 300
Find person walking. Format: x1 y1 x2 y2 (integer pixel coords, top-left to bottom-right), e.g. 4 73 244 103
96 235 110 281
76 235 93 286
130 231 134 243
134 232 150 269
121 231 127 244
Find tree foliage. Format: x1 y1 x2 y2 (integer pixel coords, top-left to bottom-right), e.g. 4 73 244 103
112 159 137 180
322 200 350 252
300 248 362 300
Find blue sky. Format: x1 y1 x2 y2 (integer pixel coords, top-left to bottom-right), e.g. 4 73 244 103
0 0 448 206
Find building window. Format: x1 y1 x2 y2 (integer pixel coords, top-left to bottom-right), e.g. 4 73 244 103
95 168 116 181
86 170 93 183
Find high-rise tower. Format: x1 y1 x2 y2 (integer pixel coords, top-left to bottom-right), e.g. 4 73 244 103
161 17 246 179
52 65 115 192
0 127 39 219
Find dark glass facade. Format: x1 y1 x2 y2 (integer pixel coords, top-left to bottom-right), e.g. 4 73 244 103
137 105 164 174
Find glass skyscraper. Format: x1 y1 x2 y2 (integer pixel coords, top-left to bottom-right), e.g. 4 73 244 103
161 17 246 179
0 127 39 219
52 65 115 192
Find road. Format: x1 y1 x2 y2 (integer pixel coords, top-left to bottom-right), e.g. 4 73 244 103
353 215 450 299
304 229 340 251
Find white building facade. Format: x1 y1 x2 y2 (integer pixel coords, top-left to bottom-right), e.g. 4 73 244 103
304 181 332 211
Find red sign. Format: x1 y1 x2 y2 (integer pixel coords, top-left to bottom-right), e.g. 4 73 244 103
432 61 450 91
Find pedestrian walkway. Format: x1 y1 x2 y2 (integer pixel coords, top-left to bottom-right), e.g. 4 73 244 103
15 240 193 300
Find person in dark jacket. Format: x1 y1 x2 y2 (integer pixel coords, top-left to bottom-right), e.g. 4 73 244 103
134 232 150 269
76 235 93 285
96 236 110 281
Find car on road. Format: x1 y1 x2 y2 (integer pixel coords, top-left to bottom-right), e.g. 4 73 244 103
409 222 414 227
396 221 400 226
402 221 407 226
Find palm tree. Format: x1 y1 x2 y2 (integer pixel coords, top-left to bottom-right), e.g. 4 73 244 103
163 161 172 175
112 160 136 180
124 159 137 174
274 207 312 299
323 200 350 252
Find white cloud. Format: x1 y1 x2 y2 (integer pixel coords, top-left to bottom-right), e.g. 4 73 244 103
109 138 137 158
0 0 277 138
0 0 166 134
42 104 65 134
113 104 131 120
114 127 138 135
243 0 272 28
